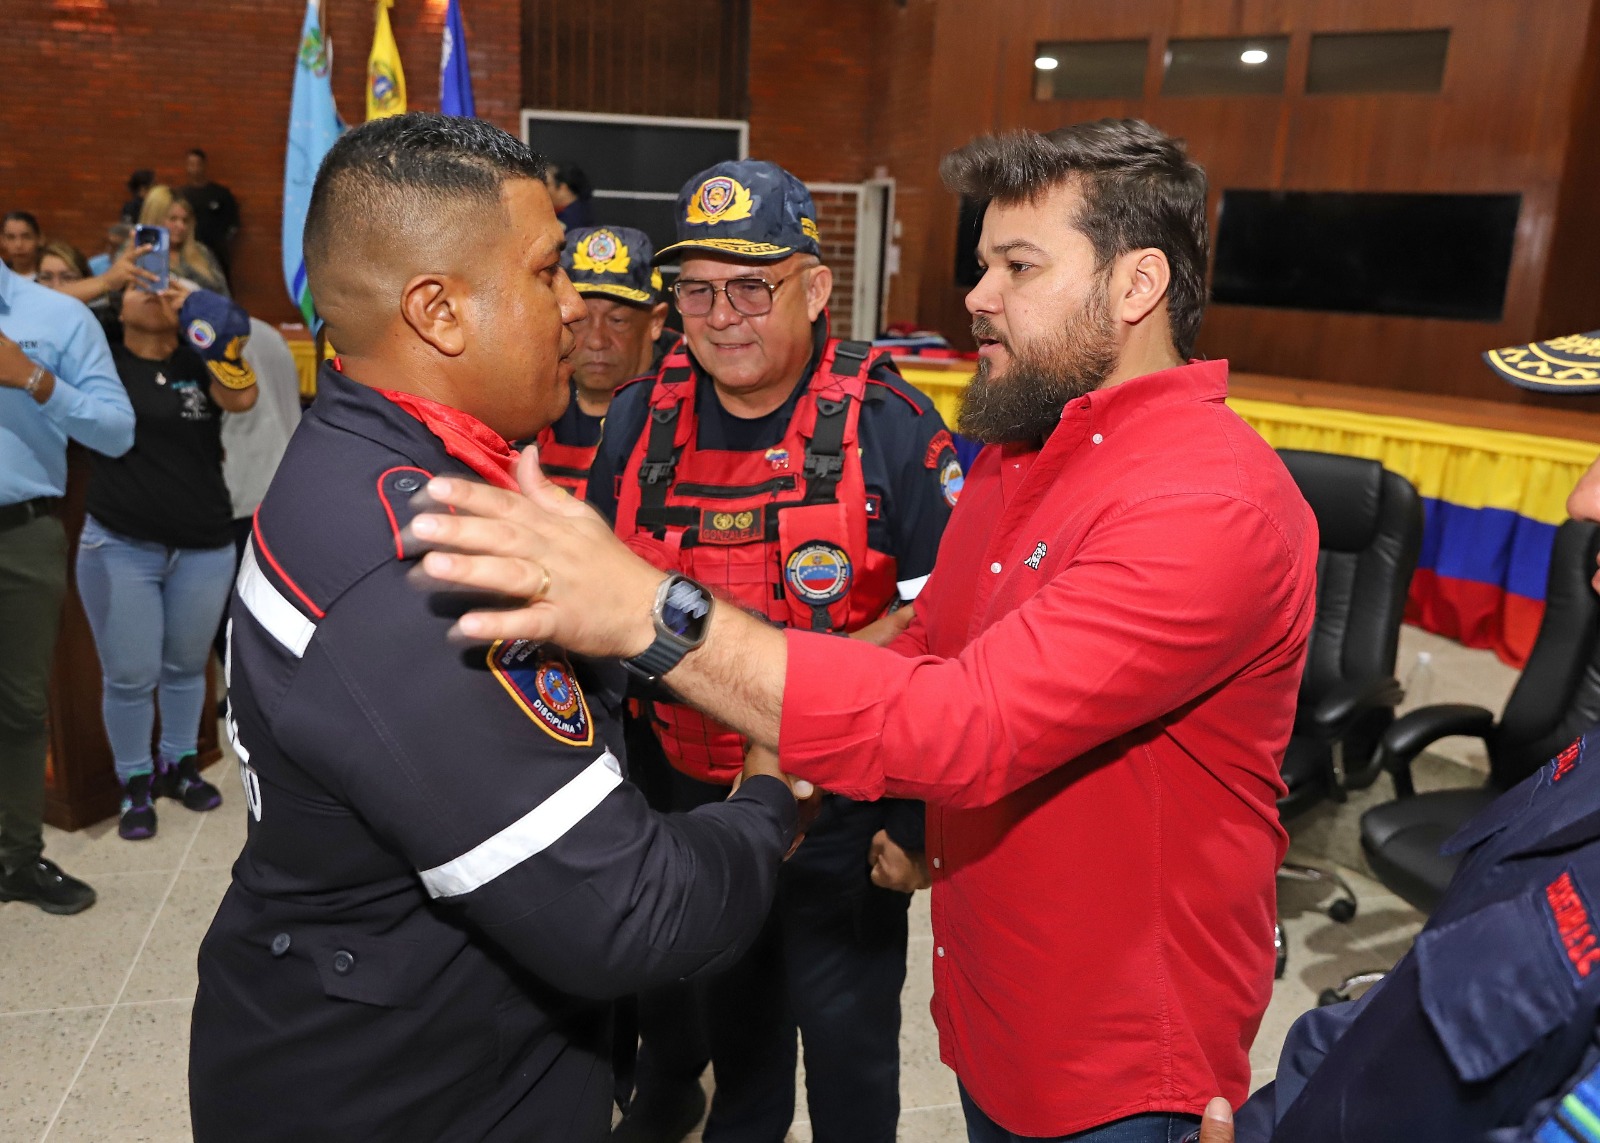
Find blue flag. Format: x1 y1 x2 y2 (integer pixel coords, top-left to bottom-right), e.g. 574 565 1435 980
440 0 476 117
284 0 345 325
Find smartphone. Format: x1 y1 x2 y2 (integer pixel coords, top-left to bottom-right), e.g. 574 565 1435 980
132 225 170 293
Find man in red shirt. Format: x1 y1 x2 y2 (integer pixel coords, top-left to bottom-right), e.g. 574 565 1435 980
411 119 1318 1142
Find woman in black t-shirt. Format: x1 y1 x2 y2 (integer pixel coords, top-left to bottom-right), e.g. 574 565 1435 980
75 284 257 840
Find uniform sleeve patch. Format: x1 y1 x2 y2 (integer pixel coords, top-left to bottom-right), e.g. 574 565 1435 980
488 641 594 747
1546 868 1600 982
924 429 955 469
940 455 964 507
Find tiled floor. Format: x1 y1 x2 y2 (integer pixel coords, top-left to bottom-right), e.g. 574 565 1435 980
0 627 1520 1142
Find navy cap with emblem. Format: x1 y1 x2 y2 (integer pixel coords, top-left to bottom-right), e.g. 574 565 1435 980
562 226 663 306
653 160 822 265
1484 330 1600 395
179 288 257 390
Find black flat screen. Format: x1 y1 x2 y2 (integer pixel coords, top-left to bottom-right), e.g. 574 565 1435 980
1210 190 1521 321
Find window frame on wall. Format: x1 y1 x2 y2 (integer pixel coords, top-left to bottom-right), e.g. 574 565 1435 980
1305 29 1452 95
1032 39 1150 101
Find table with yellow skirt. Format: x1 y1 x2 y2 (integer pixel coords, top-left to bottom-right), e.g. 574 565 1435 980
898 361 1598 669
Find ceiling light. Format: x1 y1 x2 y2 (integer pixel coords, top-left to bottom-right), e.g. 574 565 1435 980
1240 48 1269 65
1034 56 1059 70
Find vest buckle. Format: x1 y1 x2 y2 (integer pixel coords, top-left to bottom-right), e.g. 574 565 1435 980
803 453 844 481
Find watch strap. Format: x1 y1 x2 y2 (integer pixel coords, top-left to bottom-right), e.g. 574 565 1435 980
626 637 690 683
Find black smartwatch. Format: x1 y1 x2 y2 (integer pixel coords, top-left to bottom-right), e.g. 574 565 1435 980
622 574 715 684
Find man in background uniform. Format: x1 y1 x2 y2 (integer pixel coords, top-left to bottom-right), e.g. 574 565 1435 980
190 114 798 1143
595 160 958 1143
533 225 674 500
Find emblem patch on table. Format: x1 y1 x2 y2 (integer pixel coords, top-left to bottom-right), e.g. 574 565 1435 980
940 457 964 507
784 541 853 606
699 507 763 546
686 176 754 225
488 640 593 746
573 228 631 276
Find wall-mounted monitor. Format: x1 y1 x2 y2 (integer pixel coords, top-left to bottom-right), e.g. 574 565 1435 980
1210 190 1521 321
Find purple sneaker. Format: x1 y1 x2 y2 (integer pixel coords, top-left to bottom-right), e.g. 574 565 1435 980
118 773 157 841
154 753 222 812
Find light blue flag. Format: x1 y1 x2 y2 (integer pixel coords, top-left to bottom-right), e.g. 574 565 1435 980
283 0 345 325
440 0 476 118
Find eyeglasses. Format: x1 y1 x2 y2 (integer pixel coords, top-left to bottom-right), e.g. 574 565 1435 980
671 267 804 317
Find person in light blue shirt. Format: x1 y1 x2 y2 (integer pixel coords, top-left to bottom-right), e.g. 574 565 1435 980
0 259 132 916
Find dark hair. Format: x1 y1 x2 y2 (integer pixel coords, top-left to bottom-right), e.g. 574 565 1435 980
303 113 550 312
552 162 592 201
2 211 41 236
127 168 154 196
941 119 1210 359
188 147 208 162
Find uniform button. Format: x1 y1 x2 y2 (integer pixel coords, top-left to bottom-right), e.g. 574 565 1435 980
932 857 942 870
393 475 421 493
936 946 946 958
332 949 356 975
989 562 1002 574
1092 433 1104 445
270 933 291 957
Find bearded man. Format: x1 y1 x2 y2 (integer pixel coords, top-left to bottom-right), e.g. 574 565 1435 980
408 118 1317 1143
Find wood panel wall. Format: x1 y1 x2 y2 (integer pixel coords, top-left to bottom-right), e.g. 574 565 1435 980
521 0 749 120
893 0 1600 407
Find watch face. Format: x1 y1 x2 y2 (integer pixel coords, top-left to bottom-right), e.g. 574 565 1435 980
661 577 711 639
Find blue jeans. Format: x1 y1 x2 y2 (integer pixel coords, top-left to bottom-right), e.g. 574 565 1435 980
961 1086 1200 1143
75 517 235 783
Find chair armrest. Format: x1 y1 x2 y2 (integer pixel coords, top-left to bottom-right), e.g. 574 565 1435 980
1377 704 1497 795
1303 675 1405 740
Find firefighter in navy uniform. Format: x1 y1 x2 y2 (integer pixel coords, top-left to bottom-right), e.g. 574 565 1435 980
592 161 959 1143
189 116 798 1143
530 225 676 499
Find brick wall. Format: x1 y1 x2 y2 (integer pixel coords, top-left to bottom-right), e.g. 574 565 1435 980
2 0 521 325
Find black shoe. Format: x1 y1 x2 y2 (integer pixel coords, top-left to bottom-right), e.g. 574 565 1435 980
119 772 157 840
610 1083 707 1143
0 858 97 915
154 753 222 812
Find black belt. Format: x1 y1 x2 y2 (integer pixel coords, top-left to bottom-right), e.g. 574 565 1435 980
0 498 61 533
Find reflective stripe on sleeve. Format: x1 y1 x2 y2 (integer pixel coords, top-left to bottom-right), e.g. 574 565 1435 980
237 540 317 658
896 573 931 600
418 750 625 899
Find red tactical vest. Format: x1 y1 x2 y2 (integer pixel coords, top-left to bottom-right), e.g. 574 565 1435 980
615 337 900 783
532 427 597 500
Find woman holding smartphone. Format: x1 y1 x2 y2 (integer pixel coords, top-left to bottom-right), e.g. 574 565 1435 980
137 185 228 295
76 284 257 839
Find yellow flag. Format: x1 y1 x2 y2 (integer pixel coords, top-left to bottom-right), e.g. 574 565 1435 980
366 0 407 121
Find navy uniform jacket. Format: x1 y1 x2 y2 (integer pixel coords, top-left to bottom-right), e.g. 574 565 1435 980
190 366 795 1143
1237 729 1600 1143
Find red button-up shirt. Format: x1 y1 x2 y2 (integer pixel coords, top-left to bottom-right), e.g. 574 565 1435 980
778 360 1316 1136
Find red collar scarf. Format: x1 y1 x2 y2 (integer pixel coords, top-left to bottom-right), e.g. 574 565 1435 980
377 387 520 491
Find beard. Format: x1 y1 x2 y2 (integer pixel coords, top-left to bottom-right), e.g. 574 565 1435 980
957 277 1119 446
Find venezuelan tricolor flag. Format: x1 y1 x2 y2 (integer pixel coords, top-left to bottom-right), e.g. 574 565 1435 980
1231 399 1595 667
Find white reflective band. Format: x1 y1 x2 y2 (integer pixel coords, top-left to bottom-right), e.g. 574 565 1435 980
237 540 316 658
896 574 931 601
418 751 624 899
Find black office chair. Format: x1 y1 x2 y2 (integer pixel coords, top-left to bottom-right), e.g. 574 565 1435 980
1316 520 1600 1006
1362 518 1600 910
1273 450 1424 977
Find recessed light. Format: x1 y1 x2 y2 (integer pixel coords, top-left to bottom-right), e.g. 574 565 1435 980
1240 48 1269 65
1034 56 1059 71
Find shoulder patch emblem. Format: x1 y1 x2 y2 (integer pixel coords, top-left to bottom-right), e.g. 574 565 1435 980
925 429 954 469
1545 868 1600 981
940 456 964 507
1553 736 1586 783
488 640 593 746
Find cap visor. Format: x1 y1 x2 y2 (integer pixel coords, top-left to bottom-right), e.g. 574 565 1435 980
574 282 654 305
653 237 795 265
1484 337 1600 395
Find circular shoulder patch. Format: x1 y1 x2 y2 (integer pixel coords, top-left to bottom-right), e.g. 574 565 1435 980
784 541 853 606
940 456 965 507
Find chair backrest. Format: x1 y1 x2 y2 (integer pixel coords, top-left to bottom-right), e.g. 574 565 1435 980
1278 449 1424 706
1490 519 1600 788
